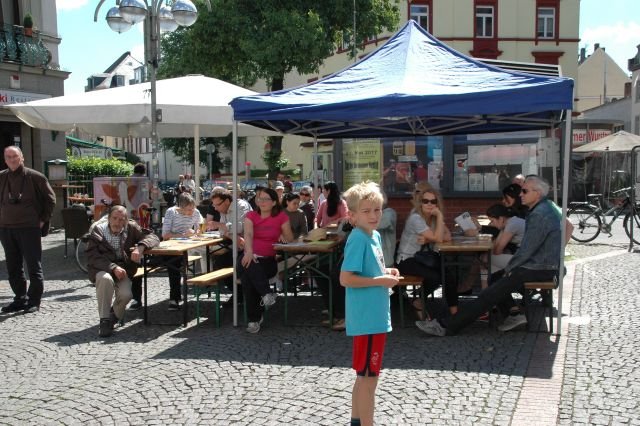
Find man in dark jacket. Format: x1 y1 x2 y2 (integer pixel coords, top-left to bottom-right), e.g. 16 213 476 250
0 146 55 314
86 205 159 337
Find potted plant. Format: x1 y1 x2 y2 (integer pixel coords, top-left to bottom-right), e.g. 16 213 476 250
23 13 33 36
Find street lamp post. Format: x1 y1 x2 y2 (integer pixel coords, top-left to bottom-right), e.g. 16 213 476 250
94 0 210 222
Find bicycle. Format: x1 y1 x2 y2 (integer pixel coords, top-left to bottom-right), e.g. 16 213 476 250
567 187 640 244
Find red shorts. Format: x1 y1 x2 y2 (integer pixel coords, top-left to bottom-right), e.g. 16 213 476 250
352 333 387 377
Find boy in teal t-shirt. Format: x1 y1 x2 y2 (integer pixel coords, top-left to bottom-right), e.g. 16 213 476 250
340 182 401 426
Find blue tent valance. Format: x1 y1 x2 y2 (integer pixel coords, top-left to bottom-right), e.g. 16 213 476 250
231 21 573 138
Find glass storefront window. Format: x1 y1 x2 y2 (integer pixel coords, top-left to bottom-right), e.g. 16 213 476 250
379 136 444 195
340 132 550 197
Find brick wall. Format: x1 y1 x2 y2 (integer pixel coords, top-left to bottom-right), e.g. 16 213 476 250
388 196 498 238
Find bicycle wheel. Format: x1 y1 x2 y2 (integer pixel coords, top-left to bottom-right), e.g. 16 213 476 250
623 209 640 245
75 239 89 273
567 206 601 243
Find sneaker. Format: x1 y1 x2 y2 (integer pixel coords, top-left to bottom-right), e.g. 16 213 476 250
415 319 446 337
1 299 27 313
23 304 40 314
128 300 142 311
168 300 180 311
331 318 346 331
260 293 277 310
246 316 264 334
98 318 113 337
498 313 527 331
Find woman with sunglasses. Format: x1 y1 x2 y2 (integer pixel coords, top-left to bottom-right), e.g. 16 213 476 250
241 187 294 333
298 185 315 232
396 187 453 318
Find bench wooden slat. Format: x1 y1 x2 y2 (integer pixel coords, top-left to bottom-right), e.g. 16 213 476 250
524 281 555 290
187 267 234 286
397 275 423 286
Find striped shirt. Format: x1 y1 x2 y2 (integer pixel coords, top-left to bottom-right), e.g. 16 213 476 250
162 206 203 236
99 221 127 260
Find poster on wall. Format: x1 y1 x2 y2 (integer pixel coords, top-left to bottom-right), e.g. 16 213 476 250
469 173 483 191
342 139 382 189
93 177 151 225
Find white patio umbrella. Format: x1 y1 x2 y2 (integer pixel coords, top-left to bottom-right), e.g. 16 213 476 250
573 130 640 153
5 74 276 200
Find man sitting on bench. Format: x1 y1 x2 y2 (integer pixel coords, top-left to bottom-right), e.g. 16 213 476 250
86 205 159 338
416 175 561 336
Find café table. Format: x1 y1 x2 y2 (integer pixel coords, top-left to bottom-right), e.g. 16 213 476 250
143 233 224 326
273 237 342 326
435 236 493 301
68 196 94 205
59 184 86 208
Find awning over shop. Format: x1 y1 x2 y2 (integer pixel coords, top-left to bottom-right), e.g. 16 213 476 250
66 136 125 159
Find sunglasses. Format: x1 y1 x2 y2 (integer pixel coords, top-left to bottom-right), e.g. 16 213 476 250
421 198 438 205
521 188 535 194
299 192 310 196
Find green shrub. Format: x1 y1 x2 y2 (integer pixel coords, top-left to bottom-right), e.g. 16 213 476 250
67 152 133 177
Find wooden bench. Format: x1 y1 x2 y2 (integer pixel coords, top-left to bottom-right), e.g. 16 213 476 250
396 275 425 327
133 255 202 279
187 267 234 327
523 278 557 333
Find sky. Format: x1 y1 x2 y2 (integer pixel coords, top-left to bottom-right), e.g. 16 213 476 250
58 0 640 95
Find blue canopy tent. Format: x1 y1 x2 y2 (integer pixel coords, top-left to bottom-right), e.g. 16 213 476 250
229 21 574 332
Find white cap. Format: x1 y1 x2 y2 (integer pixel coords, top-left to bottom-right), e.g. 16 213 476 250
274 181 285 190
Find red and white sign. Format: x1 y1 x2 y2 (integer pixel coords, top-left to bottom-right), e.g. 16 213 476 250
572 129 611 146
0 89 50 105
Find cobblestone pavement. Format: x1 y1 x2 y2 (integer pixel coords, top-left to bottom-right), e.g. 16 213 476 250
0 228 637 424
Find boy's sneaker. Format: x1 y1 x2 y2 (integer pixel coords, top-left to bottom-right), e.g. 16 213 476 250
260 293 277 310
168 300 180 311
415 319 446 337
98 318 113 337
1 299 27 313
128 300 142 311
498 313 527 331
246 316 264 334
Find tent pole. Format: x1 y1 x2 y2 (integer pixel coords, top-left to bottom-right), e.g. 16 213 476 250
551 124 558 203
232 121 239 327
194 124 200 203
313 136 318 201
557 109 572 336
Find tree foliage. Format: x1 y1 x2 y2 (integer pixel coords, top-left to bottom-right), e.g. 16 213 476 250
159 0 400 175
160 135 246 176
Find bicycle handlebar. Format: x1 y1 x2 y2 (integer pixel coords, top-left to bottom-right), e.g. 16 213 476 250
611 187 632 196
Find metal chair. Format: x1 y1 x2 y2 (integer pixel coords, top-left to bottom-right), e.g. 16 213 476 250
61 207 91 258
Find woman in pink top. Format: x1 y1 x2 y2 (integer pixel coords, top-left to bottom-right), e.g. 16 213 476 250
316 181 348 228
241 187 294 333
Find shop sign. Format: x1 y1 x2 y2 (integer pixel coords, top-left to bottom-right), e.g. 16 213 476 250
0 89 50 105
573 129 611 146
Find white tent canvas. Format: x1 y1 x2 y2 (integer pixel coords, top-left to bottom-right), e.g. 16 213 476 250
5 74 272 138
5 75 276 200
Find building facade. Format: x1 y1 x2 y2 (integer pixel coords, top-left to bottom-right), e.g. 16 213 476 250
0 1 68 171
575 44 630 113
